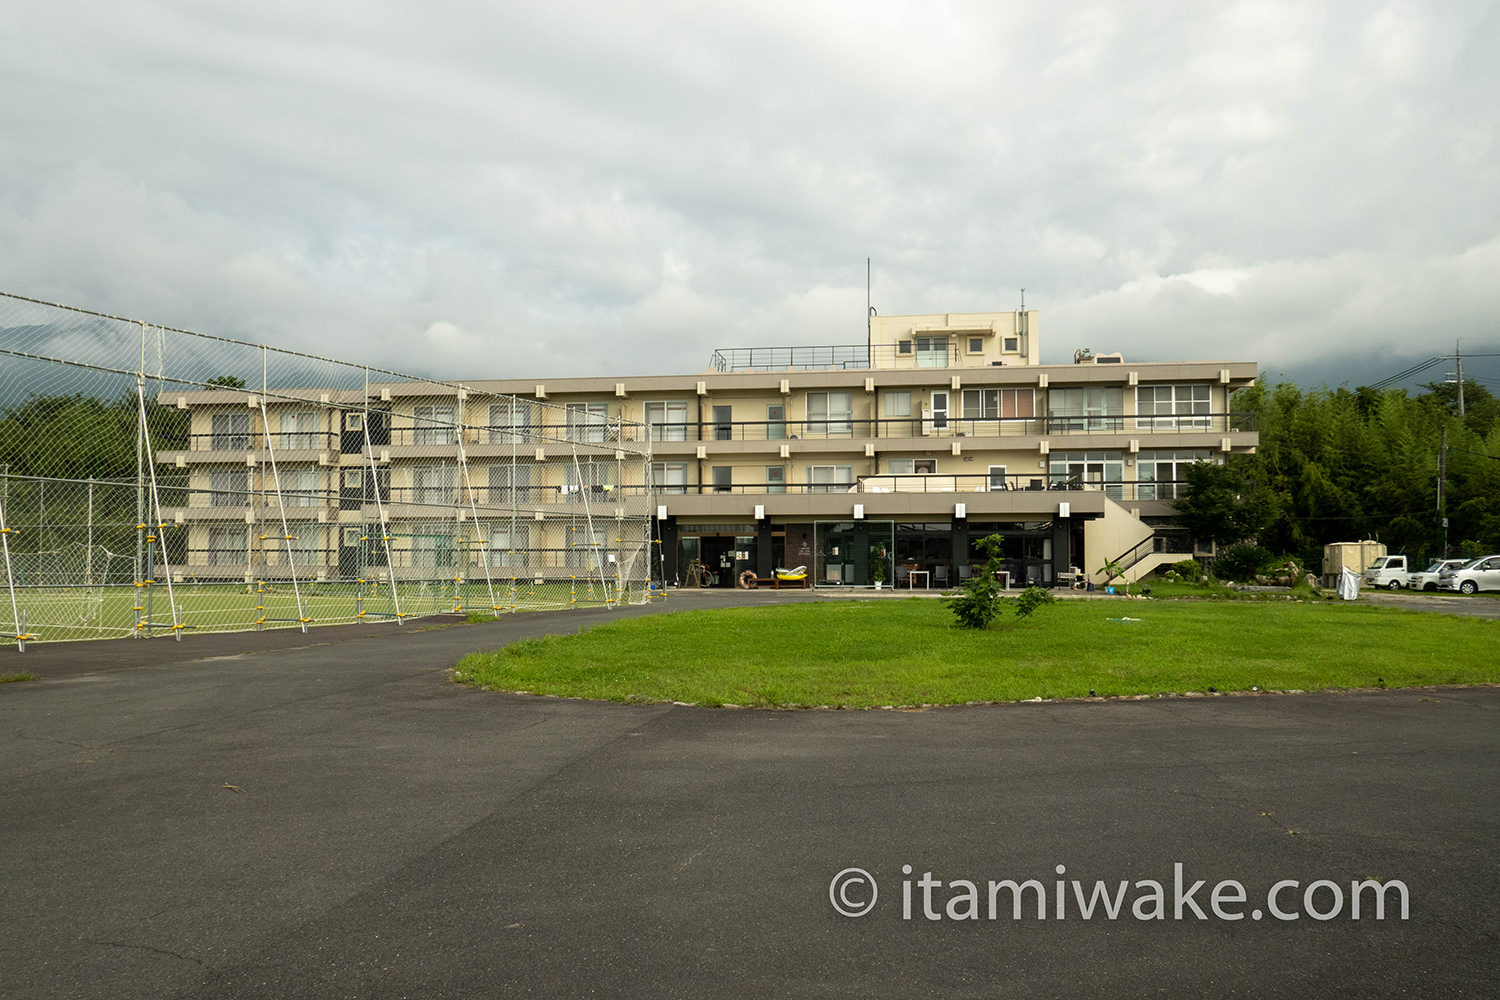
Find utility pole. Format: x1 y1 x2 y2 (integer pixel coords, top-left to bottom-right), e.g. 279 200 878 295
1438 426 1448 558
1456 341 1465 416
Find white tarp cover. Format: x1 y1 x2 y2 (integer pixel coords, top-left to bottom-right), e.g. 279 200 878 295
1337 567 1361 601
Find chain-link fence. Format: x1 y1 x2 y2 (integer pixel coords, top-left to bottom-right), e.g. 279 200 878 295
0 292 658 649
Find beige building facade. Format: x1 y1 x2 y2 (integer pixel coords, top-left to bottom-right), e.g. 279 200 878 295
158 309 1258 591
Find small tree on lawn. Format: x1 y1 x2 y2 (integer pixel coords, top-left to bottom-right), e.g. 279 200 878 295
946 534 1057 629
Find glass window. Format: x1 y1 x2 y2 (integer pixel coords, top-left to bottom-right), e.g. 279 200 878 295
765 466 786 493
487 462 532 503
645 401 690 442
411 403 456 445
412 463 453 505
287 524 323 562
1000 389 1034 418
278 411 320 450
278 466 320 505
962 389 999 420
1048 451 1124 500
207 524 245 566
882 391 914 436
566 403 610 443
489 399 534 443
897 340 912 355
566 457 615 494
712 466 733 493
211 412 250 450
1136 385 1212 430
806 465 853 493
1003 336 1019 352
209 468 248 506
916 335 949 368
713 405 733 441
1137 450 1213 500
653 462 688 495
968 337 984 353
482 523 529 568
806 391 853 437
766 404 786 440
1047 387 1124 431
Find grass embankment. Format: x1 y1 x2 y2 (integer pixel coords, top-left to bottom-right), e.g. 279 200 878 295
453 598 1499 709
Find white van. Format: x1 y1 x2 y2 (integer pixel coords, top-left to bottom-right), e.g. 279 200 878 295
1361 555 1410 590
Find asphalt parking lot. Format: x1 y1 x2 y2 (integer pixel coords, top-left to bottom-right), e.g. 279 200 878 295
2 591 1496 998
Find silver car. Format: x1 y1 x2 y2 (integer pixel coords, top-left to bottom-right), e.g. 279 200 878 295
1409 558 1468 591
1442 556 1500 595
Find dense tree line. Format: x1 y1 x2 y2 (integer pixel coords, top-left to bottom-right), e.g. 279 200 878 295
0 392 188 481
0 393 191 578
1177 379 1500 571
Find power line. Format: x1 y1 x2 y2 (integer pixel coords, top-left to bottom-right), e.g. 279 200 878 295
1368 357 1441 388
1367 353 1500 391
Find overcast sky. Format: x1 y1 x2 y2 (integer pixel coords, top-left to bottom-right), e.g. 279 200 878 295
3 1 1497 392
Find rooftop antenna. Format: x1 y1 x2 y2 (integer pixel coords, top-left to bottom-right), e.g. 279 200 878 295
866 258 873 365
1019 288 1027 357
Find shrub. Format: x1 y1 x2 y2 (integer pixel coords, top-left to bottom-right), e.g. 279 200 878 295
946 575 1005 629
1011 586 1058 618
1169 558 1202 578
1214 544 1275 582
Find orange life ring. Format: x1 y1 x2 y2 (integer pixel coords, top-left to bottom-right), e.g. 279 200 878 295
739 570 757 589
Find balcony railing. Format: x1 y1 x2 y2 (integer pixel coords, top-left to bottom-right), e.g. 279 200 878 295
708 342 973 372
710 345 872 372
463 412 1252 444
172 414 1250 457
165 475 1195 512
185 432 341 452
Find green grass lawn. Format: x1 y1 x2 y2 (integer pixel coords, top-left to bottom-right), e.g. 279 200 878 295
3 579 636 643
454 598 1500 708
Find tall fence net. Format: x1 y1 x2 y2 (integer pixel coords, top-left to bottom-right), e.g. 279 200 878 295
0 293 657 648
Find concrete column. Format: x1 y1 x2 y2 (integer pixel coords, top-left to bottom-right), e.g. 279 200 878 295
658 516 678 585
951 518 967 576
757 519 773 579
1050 519 1070 586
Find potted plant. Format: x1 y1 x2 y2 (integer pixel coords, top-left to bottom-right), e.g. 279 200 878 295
1097 558 1130 596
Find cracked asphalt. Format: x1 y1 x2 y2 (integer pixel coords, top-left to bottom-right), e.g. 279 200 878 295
2 590 1497 998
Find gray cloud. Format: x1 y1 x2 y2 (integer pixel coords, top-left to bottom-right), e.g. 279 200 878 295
2 0 1496 388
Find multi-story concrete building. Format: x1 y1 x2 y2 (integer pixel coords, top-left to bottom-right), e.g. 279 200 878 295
158 309 1258 592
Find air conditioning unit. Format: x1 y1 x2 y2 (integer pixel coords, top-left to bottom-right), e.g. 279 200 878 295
1092 353 1124 364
